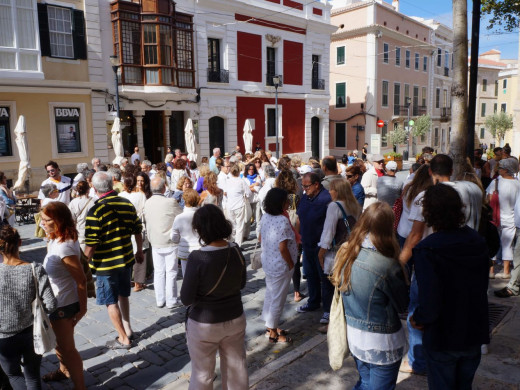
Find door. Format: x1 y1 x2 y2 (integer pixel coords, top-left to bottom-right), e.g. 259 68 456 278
142 111 163 163
169 111 185 153
311 116 320 159
209 116 225 155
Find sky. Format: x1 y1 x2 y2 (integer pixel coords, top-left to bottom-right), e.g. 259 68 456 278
331 0 519 60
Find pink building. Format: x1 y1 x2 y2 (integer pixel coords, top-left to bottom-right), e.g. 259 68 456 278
329 0 434 158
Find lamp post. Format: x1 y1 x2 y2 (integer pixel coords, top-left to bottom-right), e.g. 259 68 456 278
405 96 411 160
109 55 121 118
272 75 280 159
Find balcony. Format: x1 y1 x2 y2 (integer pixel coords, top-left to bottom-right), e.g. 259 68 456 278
266 74 283 87
312 78 325 90
441 107 451 122
444 67 449 77
207 68 229 83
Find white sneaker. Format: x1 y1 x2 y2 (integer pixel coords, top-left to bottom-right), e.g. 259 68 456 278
495 273 511 279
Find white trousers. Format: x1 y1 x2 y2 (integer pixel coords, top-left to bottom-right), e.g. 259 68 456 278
187 314 248 390
262 269 294 329
228 207 246 247
152 247 178 307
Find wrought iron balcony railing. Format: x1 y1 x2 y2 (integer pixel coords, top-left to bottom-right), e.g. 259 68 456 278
207 68 229 83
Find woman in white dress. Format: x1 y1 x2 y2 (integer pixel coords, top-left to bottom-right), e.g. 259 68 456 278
225 164 251 247
260 188 297 344
120 174 148 291
486 158 520 278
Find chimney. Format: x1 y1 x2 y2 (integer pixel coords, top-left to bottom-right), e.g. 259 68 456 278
392 0 399 12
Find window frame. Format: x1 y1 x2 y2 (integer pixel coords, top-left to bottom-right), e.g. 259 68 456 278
47 5 74 59
405 50 410 68
336 82 346 108
423 55 427 72
395 46 401 66
435 88 440 109
336 46 345 66
503 79 507 89
48 102 88 159
393 82 401 116
501 103 507 113
480 127 485 139
383 43 389 64
481 102 486 117
414 52 419 70
482 78 487 92
382 80 389 108
437 48 442 67
0 102 18 161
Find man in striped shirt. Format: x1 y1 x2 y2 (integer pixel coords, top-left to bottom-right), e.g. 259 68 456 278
84 172 143 350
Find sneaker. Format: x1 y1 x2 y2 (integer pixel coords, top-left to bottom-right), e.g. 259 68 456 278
495 272 511 279
296 303 318 313
320 312 330 324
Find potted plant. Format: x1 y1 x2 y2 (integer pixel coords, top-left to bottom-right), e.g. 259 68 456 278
384 151 403 171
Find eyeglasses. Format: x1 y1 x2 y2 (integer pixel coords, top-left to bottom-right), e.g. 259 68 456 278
302 183 315 189
346 174 354 178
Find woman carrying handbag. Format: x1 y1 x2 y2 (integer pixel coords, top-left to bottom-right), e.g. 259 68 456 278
0 225 57 389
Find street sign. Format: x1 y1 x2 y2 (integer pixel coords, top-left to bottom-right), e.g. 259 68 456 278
377 120 384 128
371 134 381 155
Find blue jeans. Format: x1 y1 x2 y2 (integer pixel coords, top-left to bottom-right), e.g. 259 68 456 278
407 271 427 373
425 346 481 390
0 326 42 390
302 246 334 312
353 357 401 390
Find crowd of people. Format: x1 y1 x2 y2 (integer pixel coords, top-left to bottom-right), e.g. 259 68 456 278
0 142 518 390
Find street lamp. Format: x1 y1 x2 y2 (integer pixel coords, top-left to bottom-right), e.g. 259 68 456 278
109 55 121 119
272 75 281 159
405 96 411 160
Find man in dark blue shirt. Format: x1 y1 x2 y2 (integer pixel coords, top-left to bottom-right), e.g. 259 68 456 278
296 172 332 324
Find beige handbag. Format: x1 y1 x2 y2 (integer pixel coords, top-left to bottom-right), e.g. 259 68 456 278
328 286 349 370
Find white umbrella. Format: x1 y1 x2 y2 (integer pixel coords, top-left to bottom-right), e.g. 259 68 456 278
13 115 31 192
111 117 124 165
184 118 197 161
243 119 253 154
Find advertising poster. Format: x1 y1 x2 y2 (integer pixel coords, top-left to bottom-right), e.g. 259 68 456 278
55 107 81 154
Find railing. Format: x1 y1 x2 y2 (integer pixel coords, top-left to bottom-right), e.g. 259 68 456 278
312 78 325 90
266 74 283 87
207 68 229 83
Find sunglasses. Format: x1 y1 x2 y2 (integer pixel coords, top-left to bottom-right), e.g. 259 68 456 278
346 174 354 178
47 169 57 173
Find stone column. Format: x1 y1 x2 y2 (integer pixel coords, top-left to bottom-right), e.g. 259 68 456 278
133 110 145 158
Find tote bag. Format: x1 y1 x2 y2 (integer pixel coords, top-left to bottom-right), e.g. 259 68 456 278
328 286 349 370
31 263 56 355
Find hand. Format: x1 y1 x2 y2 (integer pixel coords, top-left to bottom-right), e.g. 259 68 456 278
135 250 144 264
409 316 424 331
288 262 294 271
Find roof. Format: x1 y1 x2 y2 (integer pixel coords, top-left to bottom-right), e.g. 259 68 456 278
468 57 507 68
481 49 501 56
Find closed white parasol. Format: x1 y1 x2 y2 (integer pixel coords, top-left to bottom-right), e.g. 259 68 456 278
111 117 124 165
185 118 197 161
243 119 253 154
13 115 31 192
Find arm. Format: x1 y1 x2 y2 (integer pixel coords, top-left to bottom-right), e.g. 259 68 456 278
180 253 199 306
61 255 87 323
279 240 294 271
171 219 181 244
361 172 377 196
318 204 337 267
36 265 57 314
134 233 144 264
398 220 425 264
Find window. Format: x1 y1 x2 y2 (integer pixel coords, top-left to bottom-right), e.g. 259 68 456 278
413 86 419 115
1 0 40 73
414 53 419 70
437 48 442 67
501 103 507 112
434 127 439 146
336 82 346 108
395 47 400 66
421 87 427 107
444 50 449 69
393 83 400 115
383 43 389 63
381 124 388 147
267 108 276 137
208 38 220 72
266 47 276 77
495 80 499 96
482 79 487 92
423 56 427 72
0 106 13 156
336 46 345 65
480 128 485 139
494 103 498 113
503 79 507 89
405 50 410 68
404 84 410 104
435 88 440 109
382 81 389 107
54 107 81 153
335 123 346 148
481 102 486 117
443 89 448 108
312 54 323 89
111 1 194 87
38 4 87 61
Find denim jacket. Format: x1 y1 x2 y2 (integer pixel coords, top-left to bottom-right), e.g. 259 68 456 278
343 248 409 334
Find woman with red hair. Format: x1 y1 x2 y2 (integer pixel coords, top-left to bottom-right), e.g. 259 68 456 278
40 201 86 389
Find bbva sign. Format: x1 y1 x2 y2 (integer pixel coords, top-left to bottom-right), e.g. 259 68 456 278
0 107 9 117
55 108 80 117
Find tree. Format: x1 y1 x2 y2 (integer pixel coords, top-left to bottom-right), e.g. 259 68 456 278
411 115 432 138
387 126 408 147
485 111 513 145
449 0 469 179
482 0 520 31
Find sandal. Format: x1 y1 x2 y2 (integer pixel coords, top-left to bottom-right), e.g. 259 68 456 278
106 338 132 350
494 287 515 298
42 370 68 382
270 335 293 344
265 328 288 338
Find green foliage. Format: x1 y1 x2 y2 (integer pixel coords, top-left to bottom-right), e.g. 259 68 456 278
485 111 513 140
411 115 432 137
387 126 408 146
384 152 402 158
482 0 520 31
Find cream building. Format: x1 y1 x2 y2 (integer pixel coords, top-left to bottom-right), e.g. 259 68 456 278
0 0 106 190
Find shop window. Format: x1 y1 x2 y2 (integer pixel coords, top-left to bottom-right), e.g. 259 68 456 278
54 107 82 153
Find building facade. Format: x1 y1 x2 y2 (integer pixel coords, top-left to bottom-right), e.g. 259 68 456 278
329 0 434 158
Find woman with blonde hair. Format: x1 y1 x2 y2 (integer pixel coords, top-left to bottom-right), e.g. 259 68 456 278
173 176 193 209
195 164 211 194
331 202 408 390
200 172 223 208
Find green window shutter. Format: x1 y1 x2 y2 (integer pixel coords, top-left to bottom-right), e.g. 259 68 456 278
336 83 346 107
73 10 87 60
37 4 51 57
337 47 345 65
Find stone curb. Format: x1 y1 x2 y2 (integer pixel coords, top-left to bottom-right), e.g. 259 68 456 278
248 333 326 388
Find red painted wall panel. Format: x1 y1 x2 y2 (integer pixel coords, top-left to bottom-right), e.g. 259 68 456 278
265 0 280 3
283 40 303 86
237 32 262 82
283 0 303 10
236 97 305 154
312 7 323 16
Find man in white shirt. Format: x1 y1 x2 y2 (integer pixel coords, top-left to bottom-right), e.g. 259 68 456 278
361 154 384 210
209 147 221 174
131 147 141 165
38 161 72 206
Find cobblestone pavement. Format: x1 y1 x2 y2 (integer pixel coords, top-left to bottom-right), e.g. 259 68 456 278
17 223 325 389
